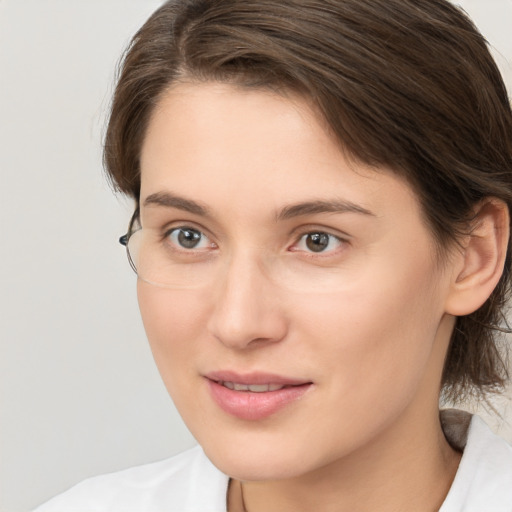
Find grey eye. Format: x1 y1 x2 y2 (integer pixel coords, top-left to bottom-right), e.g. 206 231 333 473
168 228 208 249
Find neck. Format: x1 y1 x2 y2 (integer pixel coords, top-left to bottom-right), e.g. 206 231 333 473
229 406 461 512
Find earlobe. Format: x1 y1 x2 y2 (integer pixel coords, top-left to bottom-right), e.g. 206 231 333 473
445 198 509 316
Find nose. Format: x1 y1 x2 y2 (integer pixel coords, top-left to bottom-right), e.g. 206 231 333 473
206 252 288 350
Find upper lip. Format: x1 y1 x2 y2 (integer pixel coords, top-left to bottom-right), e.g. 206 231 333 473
204 370 311 386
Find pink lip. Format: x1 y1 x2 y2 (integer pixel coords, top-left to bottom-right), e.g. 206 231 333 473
206 370 309 386
205 371 313 421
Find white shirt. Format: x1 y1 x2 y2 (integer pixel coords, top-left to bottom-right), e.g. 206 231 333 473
35 411 512 512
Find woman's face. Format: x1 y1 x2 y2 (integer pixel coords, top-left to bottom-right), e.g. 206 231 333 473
138 82 457 480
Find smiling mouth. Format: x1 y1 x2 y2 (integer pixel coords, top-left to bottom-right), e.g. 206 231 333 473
217 381 297 392
207 378 313 420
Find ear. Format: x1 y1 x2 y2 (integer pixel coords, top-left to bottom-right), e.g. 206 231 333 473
445 198 509 316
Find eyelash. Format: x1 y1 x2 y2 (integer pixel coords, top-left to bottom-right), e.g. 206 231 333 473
162 226 216 253
161 225 348 257
290 231 345 255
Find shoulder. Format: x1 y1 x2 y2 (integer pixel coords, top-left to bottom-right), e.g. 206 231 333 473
34 445 229 512
441 411 512 512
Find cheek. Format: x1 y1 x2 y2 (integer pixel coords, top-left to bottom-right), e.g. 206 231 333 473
294 255 446 403
137 283 208 386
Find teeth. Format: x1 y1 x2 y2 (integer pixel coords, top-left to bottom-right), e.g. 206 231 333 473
221 382 285 392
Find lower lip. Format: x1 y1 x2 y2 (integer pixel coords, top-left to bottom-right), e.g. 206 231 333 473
207 380 312 421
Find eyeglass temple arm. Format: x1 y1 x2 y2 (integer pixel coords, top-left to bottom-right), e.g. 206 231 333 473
119 207 140 247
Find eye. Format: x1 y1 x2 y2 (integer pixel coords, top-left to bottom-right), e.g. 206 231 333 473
293 232 343 253
166 227 214 250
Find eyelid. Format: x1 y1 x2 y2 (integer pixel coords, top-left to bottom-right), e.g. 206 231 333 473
160 220 218 243
287 225 351 255
154 220 351 253
160 223 219 254
289 224 352 243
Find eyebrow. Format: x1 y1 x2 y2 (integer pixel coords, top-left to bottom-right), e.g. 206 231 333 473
276 199 375 221
143 192 210 216
143 191 375 220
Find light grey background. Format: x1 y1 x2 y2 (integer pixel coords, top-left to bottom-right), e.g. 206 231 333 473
1 1 511 511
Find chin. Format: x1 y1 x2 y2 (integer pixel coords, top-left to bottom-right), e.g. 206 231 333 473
195 426 327 481
207 448 308 482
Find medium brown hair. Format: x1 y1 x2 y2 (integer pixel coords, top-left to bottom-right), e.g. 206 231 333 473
104 0 512 403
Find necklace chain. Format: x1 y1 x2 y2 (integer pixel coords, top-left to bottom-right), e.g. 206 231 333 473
240 481 248 512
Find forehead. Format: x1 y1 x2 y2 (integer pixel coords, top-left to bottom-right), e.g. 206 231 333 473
140 82 423 224
141 82 334 180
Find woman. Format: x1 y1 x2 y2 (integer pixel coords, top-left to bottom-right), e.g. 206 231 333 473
36 0 512 510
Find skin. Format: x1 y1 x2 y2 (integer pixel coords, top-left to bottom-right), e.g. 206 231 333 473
136 82 481 511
